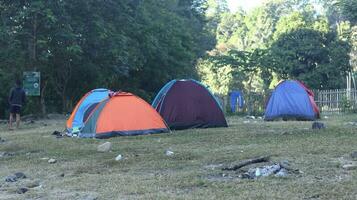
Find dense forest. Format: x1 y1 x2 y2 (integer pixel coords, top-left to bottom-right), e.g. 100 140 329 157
0 0 356 117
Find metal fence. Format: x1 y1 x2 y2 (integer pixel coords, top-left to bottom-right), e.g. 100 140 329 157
219 89 357 115
216 91 270 115
314 89 357 113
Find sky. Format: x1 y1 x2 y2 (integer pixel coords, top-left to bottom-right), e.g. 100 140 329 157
227 0 265 12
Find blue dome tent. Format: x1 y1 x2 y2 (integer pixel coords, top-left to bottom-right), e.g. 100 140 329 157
265 80 320 121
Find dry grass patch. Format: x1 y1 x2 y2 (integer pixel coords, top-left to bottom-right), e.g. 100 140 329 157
0 115 356 199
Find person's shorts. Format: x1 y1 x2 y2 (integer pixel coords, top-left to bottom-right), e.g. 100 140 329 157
10 105 21 114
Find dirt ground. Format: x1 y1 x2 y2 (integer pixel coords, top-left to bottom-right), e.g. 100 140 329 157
0 114 356 200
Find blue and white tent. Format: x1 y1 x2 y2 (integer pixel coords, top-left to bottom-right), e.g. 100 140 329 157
66 88 111 134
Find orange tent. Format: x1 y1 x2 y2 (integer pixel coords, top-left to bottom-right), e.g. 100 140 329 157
70 92 169 138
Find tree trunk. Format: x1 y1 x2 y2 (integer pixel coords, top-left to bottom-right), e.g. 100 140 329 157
40 80 47 116
246 75 254 115
31 14 37 69
62 86 68 113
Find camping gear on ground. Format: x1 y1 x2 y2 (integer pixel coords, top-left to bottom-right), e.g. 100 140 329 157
264 80 320 121
152 79 228 130
67 91 169 138
229 90 244 112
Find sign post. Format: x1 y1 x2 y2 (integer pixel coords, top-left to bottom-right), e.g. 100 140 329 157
23 72 40 96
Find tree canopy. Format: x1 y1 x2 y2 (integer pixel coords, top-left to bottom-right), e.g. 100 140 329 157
197 0 354 96
0 0 355 117
0 0 214 117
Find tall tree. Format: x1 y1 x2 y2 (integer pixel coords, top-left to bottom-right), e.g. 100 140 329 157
269 29 350 89
0 0 214 117
338 0 357 24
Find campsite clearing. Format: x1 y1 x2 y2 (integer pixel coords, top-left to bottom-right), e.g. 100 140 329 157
0 115 356 200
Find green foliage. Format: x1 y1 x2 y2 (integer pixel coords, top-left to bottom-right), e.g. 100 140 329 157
0 0 355 117
339 0 357 24
0 0 214 117
199 0 353 98
340 95 352 112
196 58 237 95
269 29 351 89
273 8 329 39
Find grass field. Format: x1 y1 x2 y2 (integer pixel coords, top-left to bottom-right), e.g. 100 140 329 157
0 115 356 200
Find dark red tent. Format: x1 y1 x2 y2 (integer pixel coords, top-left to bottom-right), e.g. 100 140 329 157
152 79 228 130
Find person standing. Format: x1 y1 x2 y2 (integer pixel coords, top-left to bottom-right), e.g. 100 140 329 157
8 79 26 130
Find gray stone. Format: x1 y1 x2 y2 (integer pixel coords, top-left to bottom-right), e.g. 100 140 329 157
279 160 290 169
16 187 28 194
345 122 357 126
5 175 17 182
255 164 281 177
312 121 325 129
97 142 112 152
14 172 26 179
82 194 98 200
240 172 254 179
342 164 357 170
165 150 174 156
115 154 123 161
24 180 40 188
351 151 357 159
0 152 15 158
275 168 289 177
48 158 57 164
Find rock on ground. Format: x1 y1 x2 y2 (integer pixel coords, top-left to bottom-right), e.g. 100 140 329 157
342 164 357 170
16 187 28 194
5 175 18 182
351 151 357 159
82 194 99 200
97 142 112 152
115 154 123 161
14 172 26 179
0 152 15 158
312 122 325 129
5 172 27 182
165 150 174 156
48 158 57 164
24 180 40 188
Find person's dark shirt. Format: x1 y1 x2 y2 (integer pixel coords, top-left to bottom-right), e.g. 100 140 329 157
8 87 26 107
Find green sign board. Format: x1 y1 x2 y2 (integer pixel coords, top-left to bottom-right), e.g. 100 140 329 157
23 72 40 96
